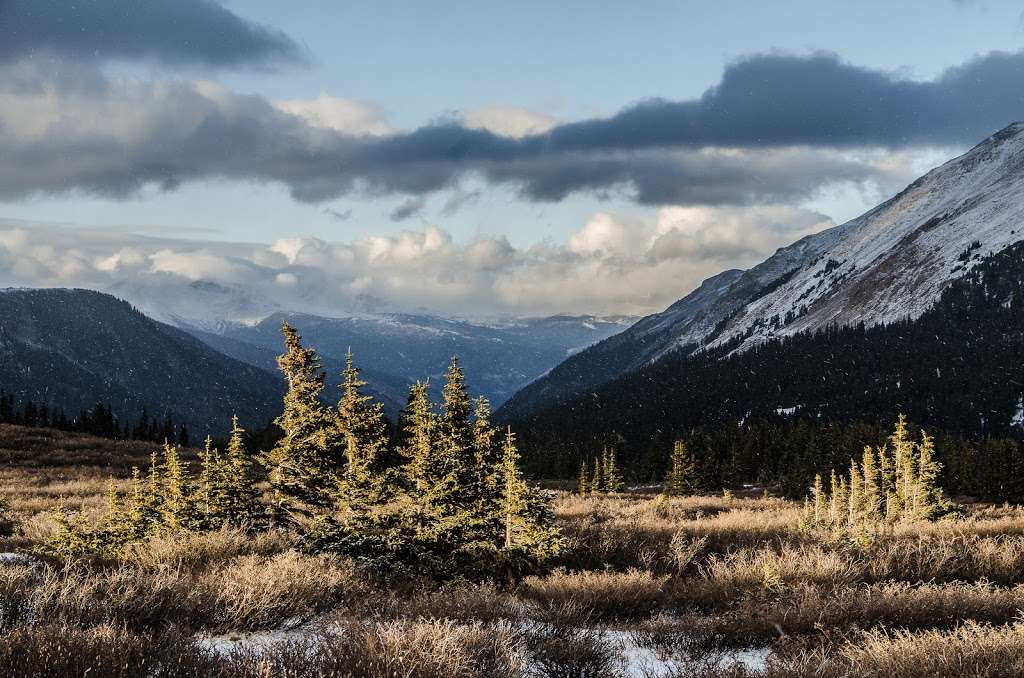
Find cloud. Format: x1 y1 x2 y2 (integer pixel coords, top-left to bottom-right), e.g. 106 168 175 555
0 0 304 68
323 207 353 222
441 189 482 216
461 105 557 138
2 48 1020 206
274 96 392 136
390 197 427 221
0 211 835 321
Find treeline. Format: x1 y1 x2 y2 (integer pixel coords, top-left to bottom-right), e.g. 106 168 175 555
0 391 192 446
512 241 1024 501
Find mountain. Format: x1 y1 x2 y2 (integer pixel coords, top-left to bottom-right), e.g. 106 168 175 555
499 122 1024 421
189 312 633 409
0 289 283 435
513 239 1024 481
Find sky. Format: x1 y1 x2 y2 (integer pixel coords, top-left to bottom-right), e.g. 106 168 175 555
1 0 1023 320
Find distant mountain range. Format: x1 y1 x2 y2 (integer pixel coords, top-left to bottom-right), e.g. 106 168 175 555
0 286 631 436
498 122 1024 423
184 311 632 411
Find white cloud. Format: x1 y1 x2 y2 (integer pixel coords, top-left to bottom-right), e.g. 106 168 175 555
273 94 393 136
461 105 557 138
0 207 835 324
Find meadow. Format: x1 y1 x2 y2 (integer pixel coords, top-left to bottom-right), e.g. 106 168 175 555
4 424 1024 677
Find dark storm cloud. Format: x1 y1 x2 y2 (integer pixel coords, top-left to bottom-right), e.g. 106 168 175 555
3 50 1024 205
543 51 1024 151
0 0 304 67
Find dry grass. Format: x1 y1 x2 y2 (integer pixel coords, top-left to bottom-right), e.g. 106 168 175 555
766 621 1024 677
7 424 1024 675
521 569 669 620
0 547 371 632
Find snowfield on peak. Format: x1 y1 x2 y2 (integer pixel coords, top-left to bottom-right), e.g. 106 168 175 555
711 122 1024 350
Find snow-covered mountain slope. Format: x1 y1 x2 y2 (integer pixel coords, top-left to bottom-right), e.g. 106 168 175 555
499 122 1024 420
712 122 1024 350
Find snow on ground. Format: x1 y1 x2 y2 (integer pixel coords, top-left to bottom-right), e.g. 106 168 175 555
0 552 36 566
1012 396 1024 428
198 621 772 676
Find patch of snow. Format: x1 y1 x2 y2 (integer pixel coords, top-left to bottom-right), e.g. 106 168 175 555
775 406 799 416
1012 396 1024 428
0 552 37 566
603 628 771 676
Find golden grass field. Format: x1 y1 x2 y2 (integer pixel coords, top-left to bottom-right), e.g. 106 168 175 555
5 423 1024 676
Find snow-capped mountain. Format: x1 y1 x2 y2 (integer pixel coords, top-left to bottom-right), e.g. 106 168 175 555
499 122 1024 420
712 122 1024 351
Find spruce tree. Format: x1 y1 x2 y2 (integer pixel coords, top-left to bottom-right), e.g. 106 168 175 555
812 473 825 523
262 322 340 521
590 455 605 494
402 381 437 505
334 349 389 520
914 430 946 519
603 448 624 493
664 440 699 496
195 435 223 528
861 445 881 520
428 357 477 521
848 459 863 525
224 416 261 526
159 442 191 532
498 427 561 572
501 428 528 549
577 459 590 495
471 396 503 540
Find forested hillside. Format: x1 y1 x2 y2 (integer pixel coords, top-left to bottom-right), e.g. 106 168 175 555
0 289 283 436
511 241 1024 499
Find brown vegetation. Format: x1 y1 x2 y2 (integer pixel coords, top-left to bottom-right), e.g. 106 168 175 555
5 424 1024 676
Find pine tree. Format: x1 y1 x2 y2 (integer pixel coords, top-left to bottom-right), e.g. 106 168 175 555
402 381 437 505
590 455 605 494
891 414 914 517
914 430 946 520
501 428 528 549
222 416 262 527
123 466 149 540
848 459 863 525
862 445 881 520
577 458 590 495
334 349 389 520
159 442 192 532
664 440 699 496
195 435 222 527
498 427 561 572
436 356 476 508
831 476 849 526
805 418 952 530
471 396 503 539
100 479 129 547
262 322 340 521
812 473 825 523
603 448 624 493
828 470 841 522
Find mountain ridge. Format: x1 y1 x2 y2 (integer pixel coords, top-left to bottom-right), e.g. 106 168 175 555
499 122 1024 421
